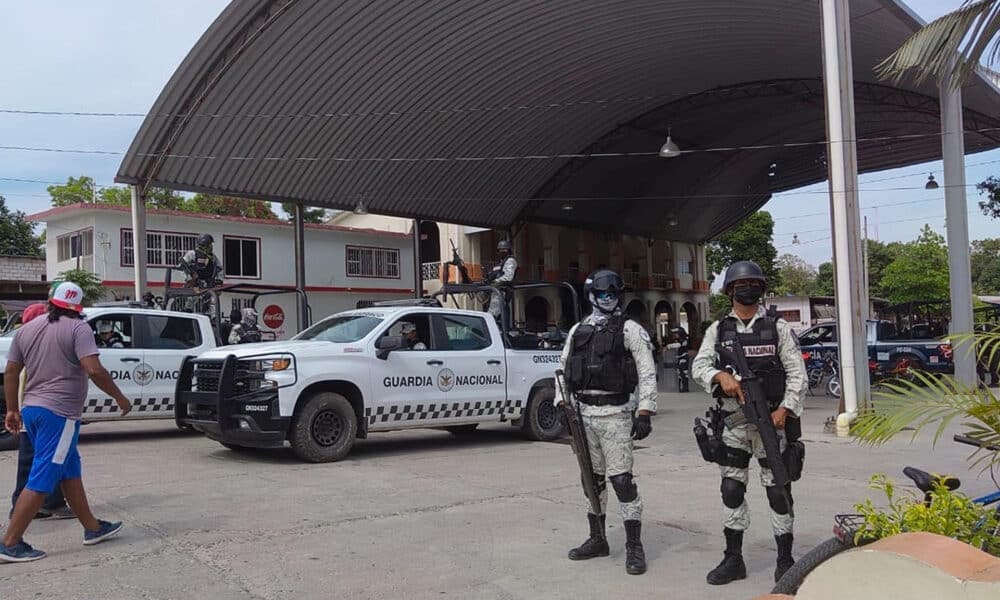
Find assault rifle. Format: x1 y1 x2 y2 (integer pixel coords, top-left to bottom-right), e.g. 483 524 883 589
555 369 602 515
447 239 473 285
716 337 794 518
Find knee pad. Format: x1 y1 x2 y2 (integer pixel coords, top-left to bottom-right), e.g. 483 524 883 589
766 485 792 515
720 477 746 509
609 472 638 503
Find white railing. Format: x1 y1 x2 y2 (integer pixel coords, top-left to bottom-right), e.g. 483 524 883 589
421 262 440 281
651 273 673 290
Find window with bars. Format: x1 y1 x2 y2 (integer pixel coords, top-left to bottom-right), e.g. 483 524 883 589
346 245 400 279
121 230 198 267
57 229 94 262
677 259 693 275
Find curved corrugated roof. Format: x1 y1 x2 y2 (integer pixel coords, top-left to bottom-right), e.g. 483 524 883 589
116 0 1000 242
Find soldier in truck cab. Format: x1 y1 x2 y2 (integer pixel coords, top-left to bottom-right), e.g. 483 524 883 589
401 322 426 350
94 321 125 349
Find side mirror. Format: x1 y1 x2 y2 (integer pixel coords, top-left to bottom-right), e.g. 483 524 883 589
375 335 404 360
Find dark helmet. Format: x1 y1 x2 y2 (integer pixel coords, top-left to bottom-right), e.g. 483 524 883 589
584 269 625 296
497 239 512 252
722 260 766 291
197 233 214 249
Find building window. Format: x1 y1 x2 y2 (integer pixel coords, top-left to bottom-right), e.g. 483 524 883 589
57 229 94 262
223 236 261 279
346 245 400 279
677 259 693 275
121 230 198 268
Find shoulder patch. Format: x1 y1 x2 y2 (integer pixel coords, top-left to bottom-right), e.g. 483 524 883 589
638 328 651 342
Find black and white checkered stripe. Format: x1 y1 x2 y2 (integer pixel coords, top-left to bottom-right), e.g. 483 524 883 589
365 399 522 426
84 397 173 414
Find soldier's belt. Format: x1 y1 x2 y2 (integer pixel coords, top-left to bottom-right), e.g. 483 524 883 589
575 393 630 406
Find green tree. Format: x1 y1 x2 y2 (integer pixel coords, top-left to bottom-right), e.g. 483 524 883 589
879 225 950 304
772 253 817 296
866 239 904 298
814 262 835 296
0 196 42 257
47 176 96 206
188 194 278 219
706 211 780 288
281 203 327 223
54 268 104 305
971 238 1000 294
975 176 1000 221
709 292 731 320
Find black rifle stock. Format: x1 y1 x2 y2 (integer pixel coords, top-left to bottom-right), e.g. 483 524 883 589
716 338 794 518
555 369 602 515
448 239 472 284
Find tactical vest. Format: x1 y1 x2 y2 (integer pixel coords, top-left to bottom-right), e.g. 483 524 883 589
489 256 518 284
716 313 786 408
565 315 639 396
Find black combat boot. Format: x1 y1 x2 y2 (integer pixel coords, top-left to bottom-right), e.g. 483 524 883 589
568 513 610 560
706 528 747 585
774 533 795 583
624 520 646 575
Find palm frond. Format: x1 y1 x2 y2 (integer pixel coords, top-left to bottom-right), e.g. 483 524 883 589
876 0 1000 89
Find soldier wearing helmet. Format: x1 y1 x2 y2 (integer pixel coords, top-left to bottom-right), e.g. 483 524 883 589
94 321 125 349
178 233 223 290
228 308 262 344
555 269 658 575
691 260 807 586
486 239 518 322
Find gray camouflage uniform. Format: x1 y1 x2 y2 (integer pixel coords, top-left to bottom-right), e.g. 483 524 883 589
691 305 807 535
487 256 518 319
555 311 658 521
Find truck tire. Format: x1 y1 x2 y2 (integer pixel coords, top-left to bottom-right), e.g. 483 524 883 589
0 388 19 451
444 424 479 435
523 386 564 441
772 536 854 595
289 392 357 463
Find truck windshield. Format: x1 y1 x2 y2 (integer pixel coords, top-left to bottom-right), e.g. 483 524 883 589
295 315 383 343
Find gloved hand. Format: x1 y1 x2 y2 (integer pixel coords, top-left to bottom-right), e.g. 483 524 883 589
631 413 652 440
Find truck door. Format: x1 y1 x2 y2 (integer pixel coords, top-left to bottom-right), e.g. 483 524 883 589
428 313 507 421
134 313 212 414
85 313 140 420
368 313 443 426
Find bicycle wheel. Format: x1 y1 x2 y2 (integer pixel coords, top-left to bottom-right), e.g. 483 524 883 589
772 537 853 595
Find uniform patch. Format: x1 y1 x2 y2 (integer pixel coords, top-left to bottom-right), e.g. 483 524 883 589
638 328 651 342
743 344 777 357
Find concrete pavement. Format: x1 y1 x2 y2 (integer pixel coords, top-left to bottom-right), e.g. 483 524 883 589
0 384 987 599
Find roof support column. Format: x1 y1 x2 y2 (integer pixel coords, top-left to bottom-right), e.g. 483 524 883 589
412 219 422 298
820 0 869 428
130 185 148 300
941 81 976 385
293 203 308 331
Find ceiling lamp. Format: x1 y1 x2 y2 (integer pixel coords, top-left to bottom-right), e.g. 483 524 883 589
792 234 800 245
561 202 573 211
659 128 682 158
667 215 679 227
353 200 368 215
924 173 939 190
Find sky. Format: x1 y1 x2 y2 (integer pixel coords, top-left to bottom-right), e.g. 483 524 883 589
0 0 994 265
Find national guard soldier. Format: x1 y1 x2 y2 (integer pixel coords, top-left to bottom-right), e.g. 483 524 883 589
179 234 223 290
486 239 518 322
228 308 262 344
691 260 807 585
556 269 658 575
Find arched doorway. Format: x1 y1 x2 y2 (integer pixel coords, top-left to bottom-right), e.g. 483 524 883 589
654 300 673 344
680 301 700 336
525 296 550 332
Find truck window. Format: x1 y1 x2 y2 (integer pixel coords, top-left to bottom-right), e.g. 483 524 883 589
89 314 133 349
138 315 202 350
438 314 492 351
384 314 430 350
798 325 835 346
296 314 383 343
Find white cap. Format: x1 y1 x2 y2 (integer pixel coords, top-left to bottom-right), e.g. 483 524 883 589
400 322 417 334
50 282 84 313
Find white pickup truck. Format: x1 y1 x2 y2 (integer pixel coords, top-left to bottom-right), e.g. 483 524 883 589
0 305 217 450
177 292 574 462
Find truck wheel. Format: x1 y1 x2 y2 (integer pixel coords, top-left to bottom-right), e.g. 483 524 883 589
523 386 564 441
444 424 479 435
289 392 357 462
0 390 18 451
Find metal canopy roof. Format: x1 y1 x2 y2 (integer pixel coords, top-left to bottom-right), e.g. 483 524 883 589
116 0 1000 242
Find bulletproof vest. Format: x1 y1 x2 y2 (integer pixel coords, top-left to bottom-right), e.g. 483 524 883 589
490 256 517 283
565 315 639 394
191 250 219 280
716 313 786 407
238 326 262 344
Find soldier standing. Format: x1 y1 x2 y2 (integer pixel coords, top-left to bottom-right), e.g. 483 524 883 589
691 260 807 585
556 269 658 575
486 239 518 322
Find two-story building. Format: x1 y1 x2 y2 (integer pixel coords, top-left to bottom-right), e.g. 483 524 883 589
30 203 416 339
332 213 710 342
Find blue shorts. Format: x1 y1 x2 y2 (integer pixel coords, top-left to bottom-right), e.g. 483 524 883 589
22 406 82 494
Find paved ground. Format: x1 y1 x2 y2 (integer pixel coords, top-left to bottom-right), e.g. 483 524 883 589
0 378 989 600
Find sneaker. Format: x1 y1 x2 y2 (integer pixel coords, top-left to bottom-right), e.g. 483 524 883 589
45 506 75 520
0 540 47 563
83 520 123 546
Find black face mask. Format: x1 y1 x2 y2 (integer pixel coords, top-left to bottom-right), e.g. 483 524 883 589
732 284 764 306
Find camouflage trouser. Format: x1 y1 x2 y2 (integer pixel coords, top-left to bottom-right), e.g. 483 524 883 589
582 411 643 522
719 423 793 535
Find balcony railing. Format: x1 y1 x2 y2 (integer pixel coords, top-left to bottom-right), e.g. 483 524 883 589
421 262 441 281
651 273 673 290
623 271 640 287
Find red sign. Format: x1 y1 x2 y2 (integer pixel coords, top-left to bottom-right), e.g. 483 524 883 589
262 304 285 329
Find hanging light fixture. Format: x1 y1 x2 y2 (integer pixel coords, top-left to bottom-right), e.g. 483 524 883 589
666 214 679 227
924 173 939 190
353 200 368 215
659 127 681 158
792 234 800 245
561 201 573 211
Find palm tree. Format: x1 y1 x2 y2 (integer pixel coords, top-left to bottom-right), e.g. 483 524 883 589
877 0 1000 89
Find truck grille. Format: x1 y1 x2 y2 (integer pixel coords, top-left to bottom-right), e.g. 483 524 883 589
193 361 223 393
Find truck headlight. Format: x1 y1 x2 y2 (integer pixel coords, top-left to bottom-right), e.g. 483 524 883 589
243 355 294 373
